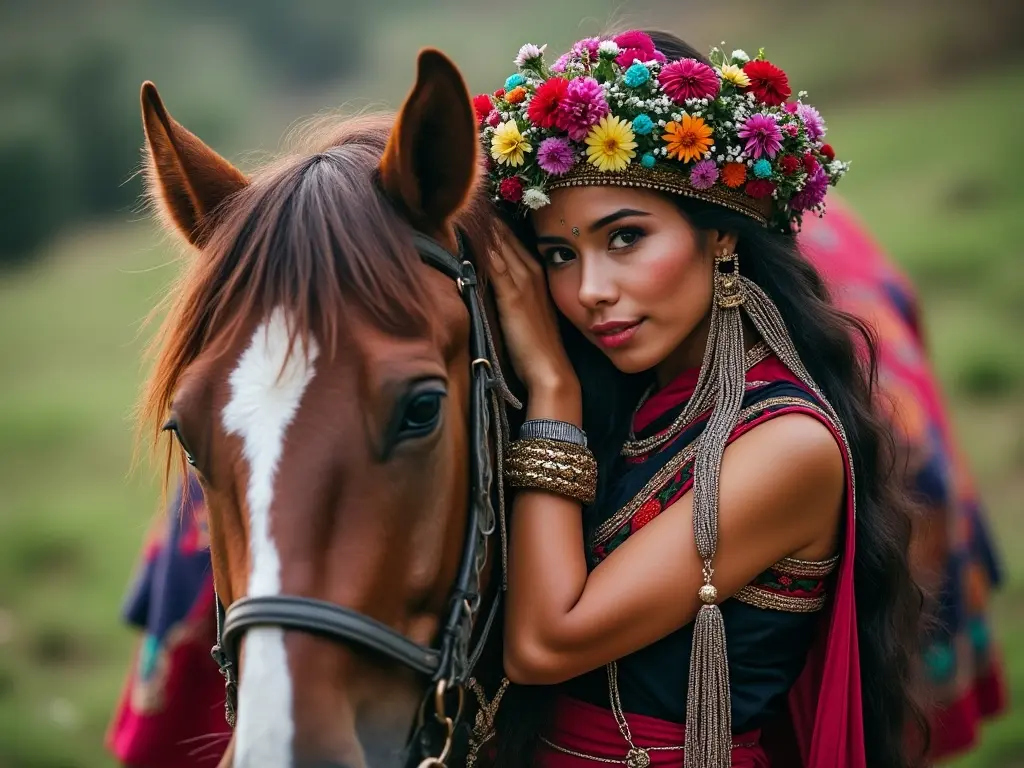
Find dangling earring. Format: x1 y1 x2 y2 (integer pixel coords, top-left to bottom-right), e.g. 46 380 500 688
714 251 744 309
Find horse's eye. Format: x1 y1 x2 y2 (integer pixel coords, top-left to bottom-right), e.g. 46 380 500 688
162 418 198 467
398 391 445 438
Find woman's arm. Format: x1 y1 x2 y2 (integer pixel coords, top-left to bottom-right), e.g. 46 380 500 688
504 410 845 685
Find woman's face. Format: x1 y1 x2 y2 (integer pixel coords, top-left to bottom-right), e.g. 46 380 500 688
531 186 735 375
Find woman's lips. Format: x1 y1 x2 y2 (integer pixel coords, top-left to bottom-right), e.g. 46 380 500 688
590 319 644 349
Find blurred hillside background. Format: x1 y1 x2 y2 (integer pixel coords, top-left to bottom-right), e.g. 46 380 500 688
0 0 1022 765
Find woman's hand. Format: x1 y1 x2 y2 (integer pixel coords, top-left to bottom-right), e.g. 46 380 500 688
488 223 579 399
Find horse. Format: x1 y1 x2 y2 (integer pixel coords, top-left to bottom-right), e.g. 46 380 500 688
135 48 517 768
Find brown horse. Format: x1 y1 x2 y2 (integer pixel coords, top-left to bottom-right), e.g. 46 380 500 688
137 49 515 768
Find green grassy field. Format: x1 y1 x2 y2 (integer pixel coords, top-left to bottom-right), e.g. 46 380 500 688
0 63 1022 768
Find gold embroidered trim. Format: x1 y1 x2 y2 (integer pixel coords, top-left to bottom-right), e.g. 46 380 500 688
547 163 772 226
775 553 840 578
733 585 827 613
594 397 834 546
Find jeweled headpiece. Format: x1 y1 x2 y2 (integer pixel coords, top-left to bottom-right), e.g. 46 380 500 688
476 33 848 231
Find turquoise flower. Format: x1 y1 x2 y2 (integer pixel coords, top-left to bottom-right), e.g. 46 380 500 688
623 63 650 88
631 114 654 135
753 158 773 178
504 73 526 91
641 153 656 169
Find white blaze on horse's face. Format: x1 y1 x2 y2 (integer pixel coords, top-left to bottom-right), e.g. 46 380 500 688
221 307 319 767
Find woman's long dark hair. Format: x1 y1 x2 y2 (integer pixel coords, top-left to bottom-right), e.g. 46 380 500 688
495 31 928 768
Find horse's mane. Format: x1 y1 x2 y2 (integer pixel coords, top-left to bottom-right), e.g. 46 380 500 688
137 112 497 486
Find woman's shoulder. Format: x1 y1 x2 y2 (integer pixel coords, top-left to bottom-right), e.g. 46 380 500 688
720 408 846 557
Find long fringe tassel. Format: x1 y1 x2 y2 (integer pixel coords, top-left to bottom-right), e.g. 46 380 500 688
684 253 746 768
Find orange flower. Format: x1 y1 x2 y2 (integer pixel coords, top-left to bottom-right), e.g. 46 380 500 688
722 162 747 188
506 86 527 104
662 115 713 163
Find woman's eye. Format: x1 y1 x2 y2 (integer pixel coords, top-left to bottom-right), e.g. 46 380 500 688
543 248 576 266
398 391 445 437
609 228 642 249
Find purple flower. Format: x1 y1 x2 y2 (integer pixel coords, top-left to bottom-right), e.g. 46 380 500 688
550 53 570 74
796 103 826 141
537 137 576 176
689 160 719 190
556 77 609 141
791 165 829 211
738 113 784 159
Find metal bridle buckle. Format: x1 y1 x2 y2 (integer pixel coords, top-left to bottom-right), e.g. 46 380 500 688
415 680 464 768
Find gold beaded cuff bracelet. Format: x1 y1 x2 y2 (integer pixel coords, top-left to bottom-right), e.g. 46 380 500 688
505 437 598 505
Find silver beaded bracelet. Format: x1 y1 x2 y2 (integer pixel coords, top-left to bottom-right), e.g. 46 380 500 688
518 418 588 447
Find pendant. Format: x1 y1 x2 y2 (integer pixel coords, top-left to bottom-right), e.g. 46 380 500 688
625 746 651 768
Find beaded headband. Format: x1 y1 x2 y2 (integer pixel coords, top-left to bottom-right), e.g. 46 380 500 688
475 33 849 231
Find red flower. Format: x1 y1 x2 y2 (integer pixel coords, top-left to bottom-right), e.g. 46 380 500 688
632 498 662 532
472 94 493 124
527 77 569 129
742 60 791 106
745 179 776 199
778 575 793 586
493 88 506 99
499 176 524 203
803 153 820 174
780 155 801 175
821 144 836 161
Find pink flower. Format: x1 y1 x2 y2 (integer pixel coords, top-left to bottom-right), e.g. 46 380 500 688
738 113 783 159
571 37 601 60
790 165 829 211
689 159 719 190
551 53 570 73
613 30 666 67
499 176 524 203
784 102 799 114
797 103 826 141
486 109 502 127
658 59 720 103
556 77 609 141
783 122 799 137
536 137 575 176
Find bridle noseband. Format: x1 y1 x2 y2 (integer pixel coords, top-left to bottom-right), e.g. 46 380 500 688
209 231 513 766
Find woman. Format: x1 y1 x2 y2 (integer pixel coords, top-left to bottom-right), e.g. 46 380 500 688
478 31 927 768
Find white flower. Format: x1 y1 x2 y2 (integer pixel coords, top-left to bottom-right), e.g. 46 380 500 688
514 43 547 68
731 49 750 63
523 188 551 210
598 40 620 57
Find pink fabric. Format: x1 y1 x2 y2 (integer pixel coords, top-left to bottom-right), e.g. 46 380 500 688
536 695 769 767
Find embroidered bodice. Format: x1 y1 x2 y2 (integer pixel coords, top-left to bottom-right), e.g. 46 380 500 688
562 346 845 733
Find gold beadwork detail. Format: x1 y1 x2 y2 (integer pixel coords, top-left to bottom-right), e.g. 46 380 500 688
775 553 840 578
699 584 718 604
505 437 597 505
733 585 827 613
547 163 771 226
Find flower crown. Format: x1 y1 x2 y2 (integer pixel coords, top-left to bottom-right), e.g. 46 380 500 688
475 32 848 231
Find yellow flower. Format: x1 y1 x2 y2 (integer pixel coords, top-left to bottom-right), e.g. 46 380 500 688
490 120 532 167
585 115 638 173
662 115 714 163
720 64 750 88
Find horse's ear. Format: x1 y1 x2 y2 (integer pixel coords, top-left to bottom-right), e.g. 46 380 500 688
379 49 478 235
140 81 248 246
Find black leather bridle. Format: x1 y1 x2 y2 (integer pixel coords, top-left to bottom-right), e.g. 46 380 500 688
210 231 515 766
